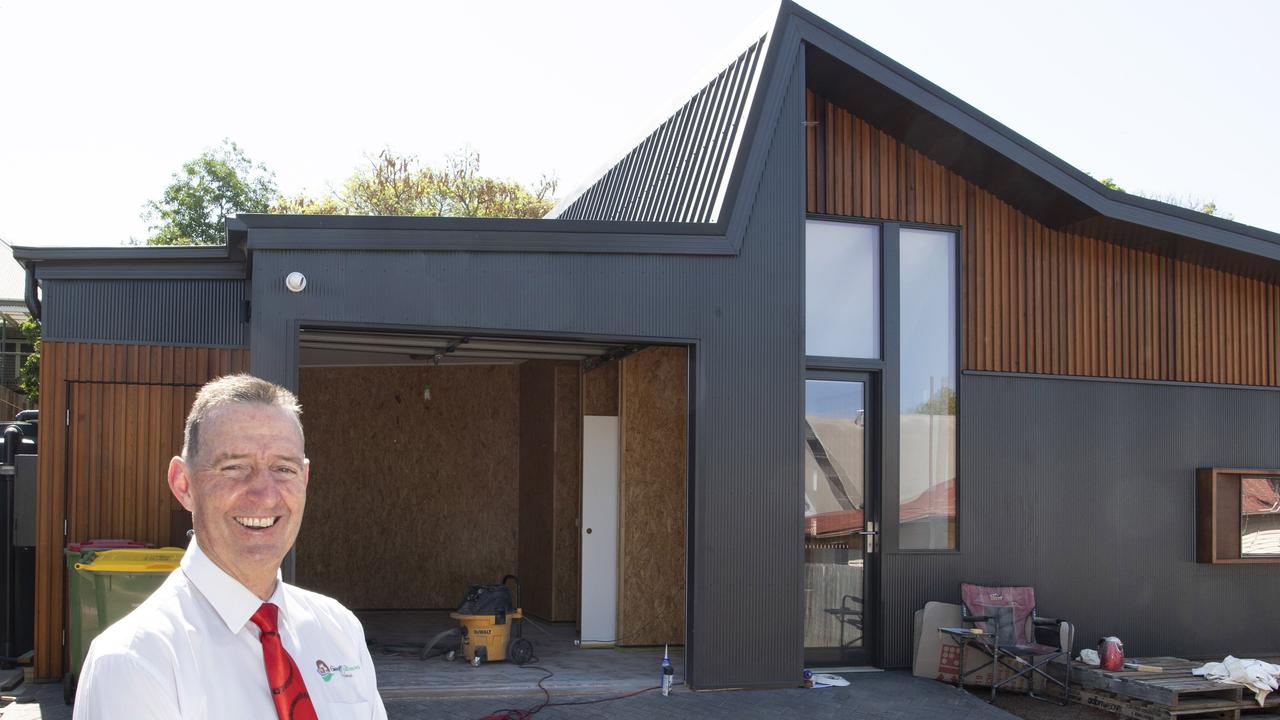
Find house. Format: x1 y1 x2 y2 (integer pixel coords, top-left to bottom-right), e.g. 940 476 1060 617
14 2 1280 690
0 237 37 411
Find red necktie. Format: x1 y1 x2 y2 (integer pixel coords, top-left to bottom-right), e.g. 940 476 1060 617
250 602 318 720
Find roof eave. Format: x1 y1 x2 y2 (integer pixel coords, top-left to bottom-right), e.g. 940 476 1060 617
785 0 1280 265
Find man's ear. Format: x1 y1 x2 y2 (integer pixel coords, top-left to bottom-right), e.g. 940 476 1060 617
167 456 195 512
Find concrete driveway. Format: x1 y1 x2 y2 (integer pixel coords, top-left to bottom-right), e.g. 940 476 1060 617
3 671 1017 719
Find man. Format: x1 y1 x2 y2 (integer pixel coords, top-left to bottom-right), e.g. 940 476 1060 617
74 374 387 719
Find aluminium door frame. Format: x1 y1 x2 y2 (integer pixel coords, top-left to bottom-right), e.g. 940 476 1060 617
803 366 881 667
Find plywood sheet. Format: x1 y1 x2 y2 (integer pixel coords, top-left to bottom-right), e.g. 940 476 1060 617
296 365 519 609
518 361 582 622
518 361 556 620
552 364 581 622
617 346 688 646
582 362 619 416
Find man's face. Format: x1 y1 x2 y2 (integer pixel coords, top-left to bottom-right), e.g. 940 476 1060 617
169 402 308 586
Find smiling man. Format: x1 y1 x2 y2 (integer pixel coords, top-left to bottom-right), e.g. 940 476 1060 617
73 374 387 719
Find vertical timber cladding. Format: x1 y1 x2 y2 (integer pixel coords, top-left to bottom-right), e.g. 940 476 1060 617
617 346 688 646
35 341 249 679
806 90 1280 386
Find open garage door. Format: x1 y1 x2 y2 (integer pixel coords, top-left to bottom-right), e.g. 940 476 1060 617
293 327 689 698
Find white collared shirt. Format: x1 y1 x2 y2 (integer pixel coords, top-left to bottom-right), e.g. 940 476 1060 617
73 538 387 719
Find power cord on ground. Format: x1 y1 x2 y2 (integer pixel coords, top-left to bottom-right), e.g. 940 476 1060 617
477 663 678 720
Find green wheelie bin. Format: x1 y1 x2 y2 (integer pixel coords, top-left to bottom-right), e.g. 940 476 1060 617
63 547 184 703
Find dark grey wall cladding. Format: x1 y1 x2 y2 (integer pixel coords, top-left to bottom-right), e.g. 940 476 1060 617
249 48 806 690
555 35 766 224
882 372 1280 667
41 279 248 348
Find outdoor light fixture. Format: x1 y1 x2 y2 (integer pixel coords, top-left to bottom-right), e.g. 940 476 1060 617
285 271 307 293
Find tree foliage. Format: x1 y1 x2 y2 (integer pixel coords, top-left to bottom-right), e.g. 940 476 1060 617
273 149 558 219
912 386 957 416
1089 173 1229 218
17 318 40 404
143 140 277 245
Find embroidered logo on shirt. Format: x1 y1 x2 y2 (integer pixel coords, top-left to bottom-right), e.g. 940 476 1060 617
315 659 361 682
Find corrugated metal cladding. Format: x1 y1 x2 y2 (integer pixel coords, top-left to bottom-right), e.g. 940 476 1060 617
882 372 1280 668
41 279 248 348
554 35 766 224
248 48 806 690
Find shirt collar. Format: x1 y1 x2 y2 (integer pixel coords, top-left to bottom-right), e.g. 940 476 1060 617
181 536 286 634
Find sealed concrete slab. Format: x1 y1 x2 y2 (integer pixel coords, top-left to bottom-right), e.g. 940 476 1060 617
2 672 1019 720
362 610 681 699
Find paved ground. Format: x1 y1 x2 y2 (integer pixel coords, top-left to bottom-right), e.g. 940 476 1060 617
4 671 1021 719
361 611 682 699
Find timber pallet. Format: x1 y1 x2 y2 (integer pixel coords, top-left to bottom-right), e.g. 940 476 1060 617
1047 657 1280 720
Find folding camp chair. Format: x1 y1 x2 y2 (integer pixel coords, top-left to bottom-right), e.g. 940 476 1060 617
953 583 1073 704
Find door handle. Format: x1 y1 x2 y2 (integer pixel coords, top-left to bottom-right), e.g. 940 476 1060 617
856 529 880 536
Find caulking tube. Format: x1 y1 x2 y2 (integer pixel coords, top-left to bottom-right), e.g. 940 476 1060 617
661 645 674 696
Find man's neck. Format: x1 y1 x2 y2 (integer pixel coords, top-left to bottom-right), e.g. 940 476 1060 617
200 544 280 600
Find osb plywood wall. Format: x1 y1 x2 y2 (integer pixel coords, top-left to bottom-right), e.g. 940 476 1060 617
518 362 556 619
297 365 519 609
518 361 582 622
618 346 688 645
552 364 581 622
583 362 619 416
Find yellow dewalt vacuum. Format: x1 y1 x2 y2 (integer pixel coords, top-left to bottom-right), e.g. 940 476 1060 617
446 575 533 667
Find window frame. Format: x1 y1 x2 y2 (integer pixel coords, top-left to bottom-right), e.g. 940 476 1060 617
805 214 963 555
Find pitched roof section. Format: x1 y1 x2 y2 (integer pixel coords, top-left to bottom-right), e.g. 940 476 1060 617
550 35 767 224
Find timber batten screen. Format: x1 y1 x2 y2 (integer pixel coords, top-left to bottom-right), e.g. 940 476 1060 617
806 90 1280 387
34 341 249 679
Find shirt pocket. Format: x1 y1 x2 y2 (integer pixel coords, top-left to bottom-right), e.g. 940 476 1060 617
320 699 370 719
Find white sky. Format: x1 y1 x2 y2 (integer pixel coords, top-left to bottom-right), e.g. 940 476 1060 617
1 0 1277 249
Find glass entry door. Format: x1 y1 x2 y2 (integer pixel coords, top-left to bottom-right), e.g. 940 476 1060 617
803 374 876 666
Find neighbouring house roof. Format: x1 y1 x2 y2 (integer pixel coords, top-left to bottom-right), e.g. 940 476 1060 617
0 238 29 304
1243 476 1280 515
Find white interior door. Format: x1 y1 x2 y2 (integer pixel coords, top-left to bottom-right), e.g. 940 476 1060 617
580 415 620 645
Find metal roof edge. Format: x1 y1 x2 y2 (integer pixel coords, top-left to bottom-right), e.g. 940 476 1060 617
11 244 242 267
722 9 804 251
784 1 1280 256
230 213 722 235
242 227 737 255
231 214 738 255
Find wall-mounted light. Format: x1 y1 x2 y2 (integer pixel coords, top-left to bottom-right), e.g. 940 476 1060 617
285 272 307 293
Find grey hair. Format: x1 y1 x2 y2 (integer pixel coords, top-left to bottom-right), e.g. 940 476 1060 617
182 374 304 462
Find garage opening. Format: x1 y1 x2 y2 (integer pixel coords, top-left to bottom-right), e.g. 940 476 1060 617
294 327 689 699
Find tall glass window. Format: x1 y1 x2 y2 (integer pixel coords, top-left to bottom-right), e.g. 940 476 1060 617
806 221 880 359
898 228 957 550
